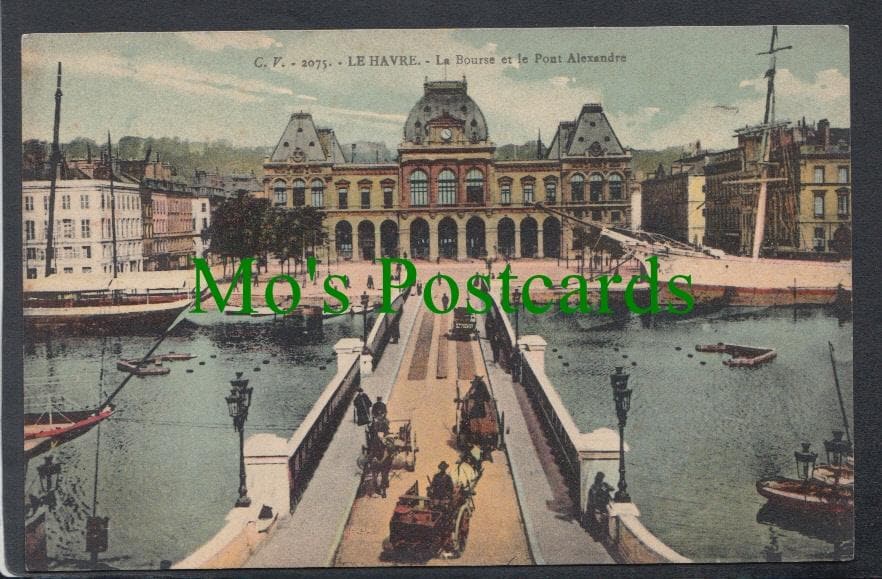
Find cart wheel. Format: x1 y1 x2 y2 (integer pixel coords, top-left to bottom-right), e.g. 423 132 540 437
449 505 471 558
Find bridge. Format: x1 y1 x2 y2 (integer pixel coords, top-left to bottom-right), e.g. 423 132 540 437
173 280 690 569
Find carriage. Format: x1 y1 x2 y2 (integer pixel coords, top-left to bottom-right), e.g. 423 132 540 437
358 418 418 496
448 307 479 341
384 480 474 558
453 376 504 454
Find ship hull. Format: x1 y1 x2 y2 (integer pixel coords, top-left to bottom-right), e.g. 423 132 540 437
24 299 191 334
24 406 114 459
756 478 853 515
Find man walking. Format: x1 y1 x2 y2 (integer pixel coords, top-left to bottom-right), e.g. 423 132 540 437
353 387 372 426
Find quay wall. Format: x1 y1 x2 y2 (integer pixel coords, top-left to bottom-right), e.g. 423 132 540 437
174 289 409 568
484 280 691 564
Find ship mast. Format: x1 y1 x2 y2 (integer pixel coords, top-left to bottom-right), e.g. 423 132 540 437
751 26 791 260
107 132 119 278
43 62 63 278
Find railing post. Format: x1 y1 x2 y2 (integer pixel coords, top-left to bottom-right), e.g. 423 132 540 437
334 338 363 375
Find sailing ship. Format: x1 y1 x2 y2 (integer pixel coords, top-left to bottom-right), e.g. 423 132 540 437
536 26 852 306
24 401 114 460
24 63 199 332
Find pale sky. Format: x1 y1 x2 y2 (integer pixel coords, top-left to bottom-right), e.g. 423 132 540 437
21 26 849 151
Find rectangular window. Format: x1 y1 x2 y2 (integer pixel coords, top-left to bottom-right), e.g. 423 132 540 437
62 195 71 209
611 210 622 222
360 187 371 209
814 166 825 183
500 183 511 205
383 187 394 208
202 217 208 229
62 219 74 239
25 196 33 211
572 180 584 203
838 166 849 184
44 196 49 211
83 246 91 259
80 194 90 209
202 202 207 213
838 193 849 216
813 192 825 218
25 220 36 241
26 248 37 260
311 188 324 208
545 181 556 203
523 182 534 205
338 188 348 209
81 219 91 238
82 267 92 273
27 268 37 279
63 267 73 274
591 210 602 221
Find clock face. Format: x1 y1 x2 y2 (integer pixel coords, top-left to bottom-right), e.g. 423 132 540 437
441 128 453 141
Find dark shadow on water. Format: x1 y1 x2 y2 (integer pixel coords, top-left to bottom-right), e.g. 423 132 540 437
756 502 854 550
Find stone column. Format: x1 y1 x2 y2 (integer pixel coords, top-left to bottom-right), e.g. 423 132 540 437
334 338 363 374
575 428 626 517
514 228 521 259
457 223 467 261
428 221 439 262
399 226 410 259
536 227 544 259
517 335 547 374
486 225 498 260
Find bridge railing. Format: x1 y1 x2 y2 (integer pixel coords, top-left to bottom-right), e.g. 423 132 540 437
285 288 410 511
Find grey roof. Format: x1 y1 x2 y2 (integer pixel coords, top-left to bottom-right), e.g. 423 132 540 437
270 112 333 163
403 79 488 143
546 104 626 159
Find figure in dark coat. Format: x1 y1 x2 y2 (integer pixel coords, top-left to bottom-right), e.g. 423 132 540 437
428 461 454 502
585 471 614 534
371 396 387 421
353 387 372 426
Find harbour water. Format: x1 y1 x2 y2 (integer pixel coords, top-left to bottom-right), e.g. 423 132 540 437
24 311 359 570
519 305 853 562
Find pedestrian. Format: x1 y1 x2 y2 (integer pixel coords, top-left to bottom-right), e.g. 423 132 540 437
441 293 450 311
428 461 454 502
416 282 423 296
437 272 442 286
367 274 374 289
585 471 614 535
353 387 372 426
371 395 388 422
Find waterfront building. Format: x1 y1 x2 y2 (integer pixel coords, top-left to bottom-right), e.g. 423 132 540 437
260 78 633 262
641 152 707 246
22 179 143 280
703 119 850 258
141 178 196 270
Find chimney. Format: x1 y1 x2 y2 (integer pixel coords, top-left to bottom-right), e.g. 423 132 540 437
818 119 831 149
351 143 357 163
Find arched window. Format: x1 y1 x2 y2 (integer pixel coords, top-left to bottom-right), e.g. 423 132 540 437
410 170 428 206
589 173 603 202
466 168 484 205
310 179 325 208
609 173 623 200
571 174 585 203
292 179 306 206
438 169 457 205
273 180 287 206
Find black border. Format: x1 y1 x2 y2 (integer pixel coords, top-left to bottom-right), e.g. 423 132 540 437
4 1 881 576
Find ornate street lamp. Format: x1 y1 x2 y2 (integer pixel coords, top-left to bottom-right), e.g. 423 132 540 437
611 366 632 502
226 372 253 508
794 442 818 483
361 291 371 354
512 287 522 343
824 430 849 468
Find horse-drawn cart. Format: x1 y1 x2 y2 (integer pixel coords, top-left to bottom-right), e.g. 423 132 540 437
384 480 474 558
358 418 419 496
454 376 504 454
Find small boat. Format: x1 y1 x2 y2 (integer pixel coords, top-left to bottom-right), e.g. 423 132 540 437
695 343 777 367
756 477 853 515
24 405 114 459
116 352 195 375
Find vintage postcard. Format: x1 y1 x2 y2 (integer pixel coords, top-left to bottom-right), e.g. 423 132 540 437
16 26 852 571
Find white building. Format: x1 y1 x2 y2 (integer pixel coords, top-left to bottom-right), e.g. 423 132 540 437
23 180 144 280
192 192 212 260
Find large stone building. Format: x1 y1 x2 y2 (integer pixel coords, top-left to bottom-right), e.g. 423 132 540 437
703 119 850 258
641 151 707 246
260 78 633 262
23 179 144 279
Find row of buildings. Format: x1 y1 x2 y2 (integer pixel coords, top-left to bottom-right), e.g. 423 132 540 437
22 154 259 280
640 118 851 258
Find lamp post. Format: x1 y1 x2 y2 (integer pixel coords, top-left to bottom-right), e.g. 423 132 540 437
28 455 62 515
824 430 849 487
794 442 818 483
361 291 371 354
512 287 521 343
225 372 253 508
611 366 632 502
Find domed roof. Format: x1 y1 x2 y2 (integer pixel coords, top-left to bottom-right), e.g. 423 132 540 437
403 79 488 143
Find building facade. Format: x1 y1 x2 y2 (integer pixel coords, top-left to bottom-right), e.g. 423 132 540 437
261 78 633 262
142 179 195 270
23 180 143 280
641 154 707 246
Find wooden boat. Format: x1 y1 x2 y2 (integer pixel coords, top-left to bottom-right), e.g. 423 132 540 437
24 405 114 459
756 477 853 515
695 343 777 367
